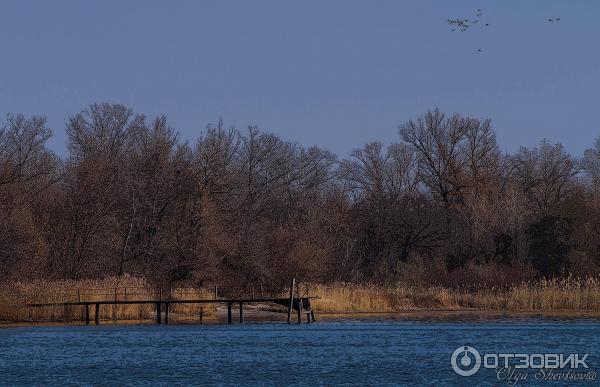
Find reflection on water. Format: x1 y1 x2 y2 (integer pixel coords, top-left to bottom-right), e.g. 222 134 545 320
1 318 599 386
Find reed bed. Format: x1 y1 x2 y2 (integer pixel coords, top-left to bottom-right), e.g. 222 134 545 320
3 277 600 322
311 278 600 313
0 275 215 323
311 284 459 312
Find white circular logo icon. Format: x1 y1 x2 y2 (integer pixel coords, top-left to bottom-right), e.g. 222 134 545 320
451 346 481 376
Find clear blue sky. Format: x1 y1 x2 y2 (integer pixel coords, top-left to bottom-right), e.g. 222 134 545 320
1 1 598 157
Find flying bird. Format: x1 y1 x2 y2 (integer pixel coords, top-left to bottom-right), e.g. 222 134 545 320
447 10 489 53
448 18 471 31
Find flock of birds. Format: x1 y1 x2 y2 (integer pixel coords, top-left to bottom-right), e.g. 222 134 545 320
447 8 487 32
448 9 561 53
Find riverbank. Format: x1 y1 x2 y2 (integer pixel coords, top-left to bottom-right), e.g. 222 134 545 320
310 278 600 313
4 308 600 328
0 276 218 323
2 277 600 324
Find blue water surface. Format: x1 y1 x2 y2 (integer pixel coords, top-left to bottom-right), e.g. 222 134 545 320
1 317 599 386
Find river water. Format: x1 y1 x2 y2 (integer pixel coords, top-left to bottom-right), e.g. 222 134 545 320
1 317 599 386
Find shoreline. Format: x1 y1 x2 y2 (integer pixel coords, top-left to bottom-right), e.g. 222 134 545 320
3 308 600 328
4 277 600 326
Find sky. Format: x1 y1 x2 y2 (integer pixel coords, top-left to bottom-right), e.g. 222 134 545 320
0 0 598 158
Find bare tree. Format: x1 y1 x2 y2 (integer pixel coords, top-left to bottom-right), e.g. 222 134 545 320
399 108 498 206
338 141 418 204
583 137 600 194
512 139 579 215
2 104 600 286
0 114 56 193
0 114 57 278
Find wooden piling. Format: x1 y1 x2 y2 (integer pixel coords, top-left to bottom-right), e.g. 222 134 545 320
239 302 244 323
164 303 169 324
113 287 117 321
200 307 203 324
156 302 161 324
297 298 303 324
287 278 295 324
307 298 316 322
94 303 100 325
227 302 232 324
85 304 90 324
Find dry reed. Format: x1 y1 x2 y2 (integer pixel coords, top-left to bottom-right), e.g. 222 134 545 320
311 278 600 313
0 275 215 323
3 277 600 323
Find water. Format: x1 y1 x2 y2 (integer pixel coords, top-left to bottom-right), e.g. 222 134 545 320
1 317 599 386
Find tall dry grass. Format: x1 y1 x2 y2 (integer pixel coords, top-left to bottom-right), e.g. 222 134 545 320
3 277 600 322
311 283 459 312
311 278 600 313
0 275 215 323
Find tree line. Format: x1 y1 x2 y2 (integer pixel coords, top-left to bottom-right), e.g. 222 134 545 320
1 104 599 288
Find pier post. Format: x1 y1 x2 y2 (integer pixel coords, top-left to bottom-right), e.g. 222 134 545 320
287 277 295 324
156 302 161 324
239 302 244 323
164 303 169 324
307 298 316 322
85 304 90 325
297 298 303 324
227 302 232 324
112 287 117 321
94 303 100 325
200 307 203 324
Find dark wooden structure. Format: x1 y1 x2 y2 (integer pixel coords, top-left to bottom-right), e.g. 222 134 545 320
27 278 317 325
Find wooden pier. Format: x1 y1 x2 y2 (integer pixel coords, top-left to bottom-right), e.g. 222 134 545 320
26 278 317 325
